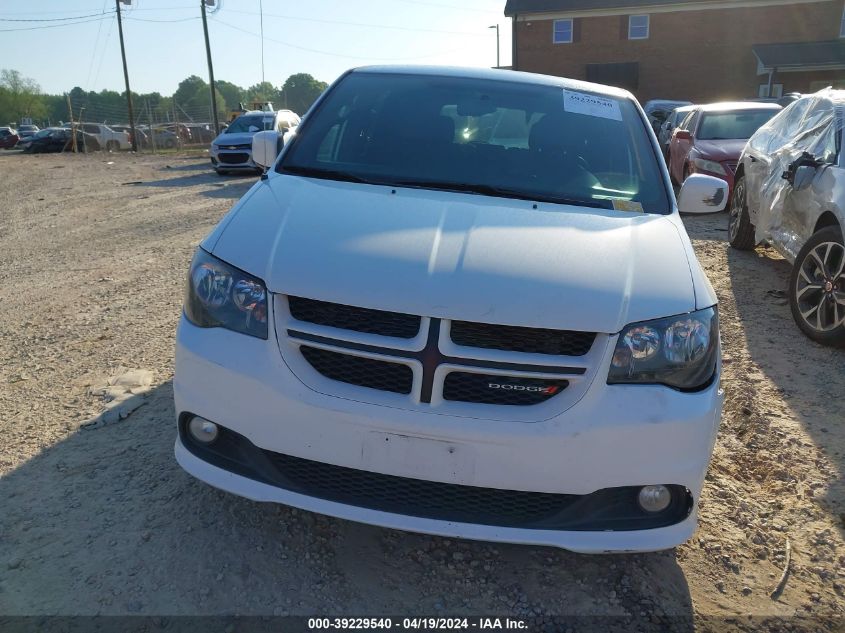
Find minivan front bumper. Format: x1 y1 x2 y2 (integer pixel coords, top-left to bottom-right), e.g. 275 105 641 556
174 317 723 553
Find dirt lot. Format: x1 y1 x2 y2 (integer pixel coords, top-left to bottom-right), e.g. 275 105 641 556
0 152 843 631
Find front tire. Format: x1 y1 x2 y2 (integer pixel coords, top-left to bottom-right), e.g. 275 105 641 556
728 177 756 250
789 226 845 347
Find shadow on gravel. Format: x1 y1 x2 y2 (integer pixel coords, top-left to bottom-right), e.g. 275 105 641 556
200 179 256 200
120 168 256 201
159 162 209 173
721 226 845 542
128 172 222 189
0 380 693 626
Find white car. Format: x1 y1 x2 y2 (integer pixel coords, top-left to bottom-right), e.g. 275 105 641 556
64 123 130 151
175 66 727 553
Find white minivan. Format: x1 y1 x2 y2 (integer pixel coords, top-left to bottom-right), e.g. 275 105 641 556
175 66 727 553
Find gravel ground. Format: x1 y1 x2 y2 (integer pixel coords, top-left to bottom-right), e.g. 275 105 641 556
0 152 843 631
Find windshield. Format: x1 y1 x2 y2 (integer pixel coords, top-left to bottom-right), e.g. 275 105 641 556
225 114 275 134
280 72 670 213
697 110 778 140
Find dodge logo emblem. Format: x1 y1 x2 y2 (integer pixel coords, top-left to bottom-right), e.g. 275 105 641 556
488 383 560 395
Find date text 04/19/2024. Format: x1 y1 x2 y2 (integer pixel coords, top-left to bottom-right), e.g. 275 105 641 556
307 618 528 630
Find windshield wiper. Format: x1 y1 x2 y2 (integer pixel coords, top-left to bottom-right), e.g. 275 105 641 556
280 165 385 185
391 180 614 209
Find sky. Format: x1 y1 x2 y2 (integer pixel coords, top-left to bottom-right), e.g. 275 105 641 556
0 0 512 96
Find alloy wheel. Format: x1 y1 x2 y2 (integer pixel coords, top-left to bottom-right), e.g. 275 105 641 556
795 241 845 332
728 180 744 241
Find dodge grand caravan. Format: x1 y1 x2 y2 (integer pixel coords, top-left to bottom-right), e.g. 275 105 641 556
174 66 728 553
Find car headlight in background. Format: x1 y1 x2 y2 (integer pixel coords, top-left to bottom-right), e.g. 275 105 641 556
608 307 718 391
692 158 727 176
184 248 268 339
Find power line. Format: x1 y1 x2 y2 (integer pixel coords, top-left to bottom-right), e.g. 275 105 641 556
389 0 500 13
84 0 111 91
220 7 487 37
91 14 117 93
211 17 475 61
0 16 112 32
124 15 199 23
0 11 114 22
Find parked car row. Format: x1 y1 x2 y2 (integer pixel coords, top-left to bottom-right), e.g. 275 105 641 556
656 91 844 346
728 89 845 346
19 127 101 153
667 102 782 198
60 122 130 151
1 121 221 152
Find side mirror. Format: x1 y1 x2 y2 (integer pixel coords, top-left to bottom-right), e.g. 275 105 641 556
677 174 728 214
252 130 283 169
674 129 692 141
782 154 819 190
791 164 816 190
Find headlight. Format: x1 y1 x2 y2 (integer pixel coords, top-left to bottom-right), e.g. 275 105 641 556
692 158 726 175
608 307 718 391
184 248 268 339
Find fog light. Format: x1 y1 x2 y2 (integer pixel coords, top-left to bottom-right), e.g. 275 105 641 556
638 485 672 513
188 417 219 444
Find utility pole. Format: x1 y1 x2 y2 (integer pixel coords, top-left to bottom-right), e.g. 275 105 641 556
259 0 265 84
66 94 77 153
488 24 500 69
115 0 138 151
201 0 220 136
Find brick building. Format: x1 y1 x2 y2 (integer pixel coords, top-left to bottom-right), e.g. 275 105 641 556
504 0 845 103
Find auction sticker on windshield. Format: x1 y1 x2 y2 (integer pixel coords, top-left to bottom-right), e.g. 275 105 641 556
612 199 644 212
563 89 623 121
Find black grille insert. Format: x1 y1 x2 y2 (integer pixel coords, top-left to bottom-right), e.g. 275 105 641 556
179 417 695 531
300 346 413 394
269 451 576 527
289 296 420 339
450 321 595 356
218 152 249 164
443 372 568 405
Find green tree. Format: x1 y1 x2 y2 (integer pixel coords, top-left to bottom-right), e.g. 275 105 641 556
279 73 327 115
245 81 279 106
215 80 244 113
0 69 47 124
173 75 208 109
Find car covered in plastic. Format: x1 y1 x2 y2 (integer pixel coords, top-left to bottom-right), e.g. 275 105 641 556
729 89 845 347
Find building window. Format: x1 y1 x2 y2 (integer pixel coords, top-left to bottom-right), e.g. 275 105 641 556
628 14 649 40
759 83 783 98
553 19 573 44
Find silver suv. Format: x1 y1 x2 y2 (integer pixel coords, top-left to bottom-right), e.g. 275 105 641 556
210 109 300 175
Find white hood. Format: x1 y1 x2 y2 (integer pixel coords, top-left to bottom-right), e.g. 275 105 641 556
207 175 700 333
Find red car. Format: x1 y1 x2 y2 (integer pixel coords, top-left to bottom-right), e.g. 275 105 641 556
0 128 19 149
668 102 781 195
